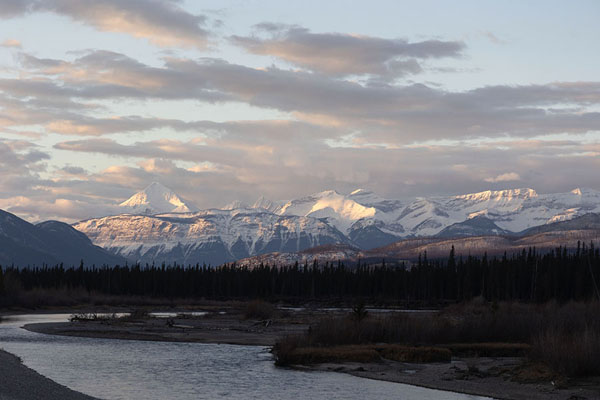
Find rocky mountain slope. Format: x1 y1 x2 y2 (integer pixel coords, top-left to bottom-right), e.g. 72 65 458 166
237 213 600 267
72 185 600 266
73 209 349 266
119 182 198 214
253 187 600 242
0 209 124 267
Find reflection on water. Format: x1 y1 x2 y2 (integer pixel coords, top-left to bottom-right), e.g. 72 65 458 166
0 314 491 400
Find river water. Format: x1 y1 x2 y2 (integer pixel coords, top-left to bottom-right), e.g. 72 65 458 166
0 314 492 400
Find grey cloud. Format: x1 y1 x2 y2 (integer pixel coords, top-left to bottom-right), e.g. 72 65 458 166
1 0 211 48
0 140 53 219
231 25 464 79
11 51 231 101
54 138 245 166
0 140 49 175
52 134 600 204
0 0 33 17
5 129 600 222
60 165 86 175
4 50 600 143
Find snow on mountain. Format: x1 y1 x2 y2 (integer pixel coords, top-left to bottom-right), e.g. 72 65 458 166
435 215 511 238
393 188 600 236
72 185 600 265
237 244 362 268
268 186 600 239
74 208 349 266
276 190 378 233
119 182 197 214
348 188 405 213
251 195 283 213
221 200 248 210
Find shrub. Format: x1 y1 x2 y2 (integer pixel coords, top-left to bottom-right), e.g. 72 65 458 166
377 344 451 363
287 346 381 365
532 328 600 377
243 300 276 320
351 300 368 322
444 343 530 357
272 335 308 366
273 300 600 377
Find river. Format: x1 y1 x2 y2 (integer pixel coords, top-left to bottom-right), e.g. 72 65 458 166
0 314 492 400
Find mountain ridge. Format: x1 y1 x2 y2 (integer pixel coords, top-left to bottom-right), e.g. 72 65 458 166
237 212 600 267
0 209 124 267
119 182 198 214
72 185 600 266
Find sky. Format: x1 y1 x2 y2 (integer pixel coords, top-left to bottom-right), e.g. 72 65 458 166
0 0 599 222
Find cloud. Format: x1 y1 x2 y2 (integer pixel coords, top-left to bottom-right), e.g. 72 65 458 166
4 128 600 223
0 0 211 49
231 25 464 80
6 50 600 143
51 133 600 204
59 165 87 175
0 0 33 17
1 39 21 48
480 31 506 45
2 10 600 224
484 172 521 183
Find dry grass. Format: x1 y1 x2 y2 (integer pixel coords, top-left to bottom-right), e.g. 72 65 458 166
243 299 277 320
272 340 450 366
273 300 600 377
278 345 381 365
531 329 600 377
444 343 531 357
376 344 451 363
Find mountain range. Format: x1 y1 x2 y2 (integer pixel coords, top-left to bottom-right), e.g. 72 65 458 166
0 210 124 267
71 183 600 266
2 183 600 267
237 213 600 267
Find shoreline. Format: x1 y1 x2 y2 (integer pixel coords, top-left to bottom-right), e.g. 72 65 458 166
22 308 308 346
21 317 600 400
23 321 276 346
292 360 600 400
0 349 97 400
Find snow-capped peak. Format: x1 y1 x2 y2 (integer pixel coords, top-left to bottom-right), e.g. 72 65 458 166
277 189 377 233
453 188 538 202
119 182 197 214
221 200 247 210
251 196 283 213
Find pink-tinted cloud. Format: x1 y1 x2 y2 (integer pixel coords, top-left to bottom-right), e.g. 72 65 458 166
231 25 464 80
1 0 211 49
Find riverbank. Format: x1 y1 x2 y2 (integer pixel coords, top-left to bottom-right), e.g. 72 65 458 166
24 306 309 346
18 307 600 400
0 349 97 400
295 358 600 400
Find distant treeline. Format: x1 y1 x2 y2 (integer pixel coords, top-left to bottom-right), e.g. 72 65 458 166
1 242 600 304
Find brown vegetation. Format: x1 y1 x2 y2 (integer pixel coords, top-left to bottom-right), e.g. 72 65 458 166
275 345 381 365
273 300 600 378
444 343 530 357
243 299 277 320
376 344 451 363
532 329 600 377
272 339 450 366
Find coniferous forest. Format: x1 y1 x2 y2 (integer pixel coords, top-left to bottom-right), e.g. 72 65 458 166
1 243 599 304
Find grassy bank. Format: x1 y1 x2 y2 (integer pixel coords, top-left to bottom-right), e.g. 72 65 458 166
273 299 600 378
